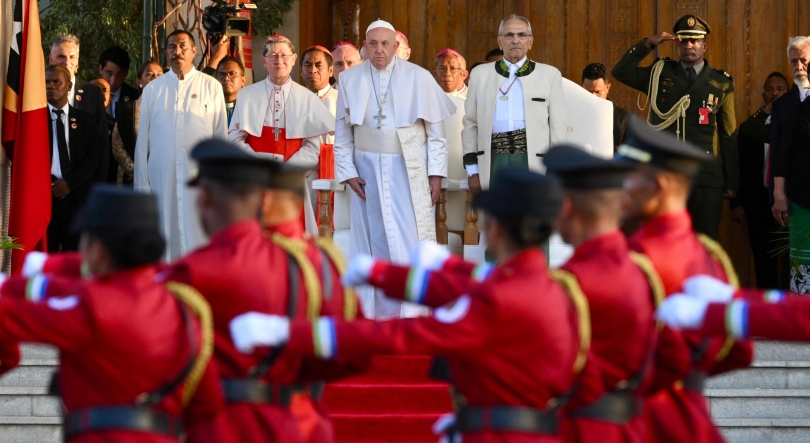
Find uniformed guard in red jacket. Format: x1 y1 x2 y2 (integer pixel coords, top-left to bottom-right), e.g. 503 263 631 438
159 139 363 443
617 117 753 443
258 147 367 443
0 186 223 442
659 274 810 343
230 168 591 443
543 145 664 443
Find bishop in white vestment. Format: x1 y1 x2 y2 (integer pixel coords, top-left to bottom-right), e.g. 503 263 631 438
337 20 455 318
229 36 335 236
134 31 228 261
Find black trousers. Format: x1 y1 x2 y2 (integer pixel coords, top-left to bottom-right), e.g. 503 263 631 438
744 187 787 289
47 193 81 252
688 186 724 240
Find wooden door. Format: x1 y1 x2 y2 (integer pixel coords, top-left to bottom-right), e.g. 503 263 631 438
301 0 810 287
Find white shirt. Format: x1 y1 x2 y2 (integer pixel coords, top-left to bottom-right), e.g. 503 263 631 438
108 88 122 117
493 56 527 134
448 84 468 99
68 75 77 107
48 103 70 179
800 85 810 102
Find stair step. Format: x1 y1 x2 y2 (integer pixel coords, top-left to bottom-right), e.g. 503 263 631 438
707 363 810 389
338 356 437 384
707 389 810 419
324 384 453 414
331 413 442 443
718 424 810 443
753 342 810 362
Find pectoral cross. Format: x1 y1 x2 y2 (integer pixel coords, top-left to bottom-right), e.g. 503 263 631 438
272 126 282 141
373 109 386 129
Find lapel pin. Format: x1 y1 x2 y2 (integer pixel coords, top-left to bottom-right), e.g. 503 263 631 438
77 89 83 93
76 95 82 101
71 123 77 129
70 118 76 122
124 96 130 102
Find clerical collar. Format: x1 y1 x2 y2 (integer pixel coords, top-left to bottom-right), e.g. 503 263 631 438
169 67 197 81
681 60 705 76
495 56 535 78
374 56 396 74
317 84 333 100
267 76 291 90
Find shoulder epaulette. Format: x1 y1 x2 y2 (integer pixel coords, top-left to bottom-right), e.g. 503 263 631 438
714 68 733 81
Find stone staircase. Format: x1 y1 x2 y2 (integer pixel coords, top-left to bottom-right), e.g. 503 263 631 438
1 342 810 442
710 341 810 442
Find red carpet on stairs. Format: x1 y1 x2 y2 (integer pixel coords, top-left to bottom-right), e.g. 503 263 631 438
323 356 453 443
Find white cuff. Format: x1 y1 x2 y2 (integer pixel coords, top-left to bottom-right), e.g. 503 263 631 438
22 252 49 278
229 312 290 353
683 275 734 303
465 164 479 176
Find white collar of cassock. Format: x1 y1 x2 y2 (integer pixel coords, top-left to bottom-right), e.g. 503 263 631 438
167 67 198 81
317 84 333 97
374 56 396 74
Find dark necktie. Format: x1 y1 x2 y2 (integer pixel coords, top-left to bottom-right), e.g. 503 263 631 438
227 104 235 126
686 67 697 86
53 109 70 177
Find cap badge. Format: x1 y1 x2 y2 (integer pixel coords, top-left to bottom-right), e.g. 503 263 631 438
617 145 652 163
687 17 696 27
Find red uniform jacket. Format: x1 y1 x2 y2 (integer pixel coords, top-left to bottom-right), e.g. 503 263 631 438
286 249 582 443
0 267 223 443
628 210 753 443
171 220 364 443
559 231 658 443
701 289 809 341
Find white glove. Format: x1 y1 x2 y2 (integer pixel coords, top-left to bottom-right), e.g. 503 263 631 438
0 272 7 288
22 252 48 278
341 254 375 287
683 275 735 303
656 294 709 330
409 241 451 270
229 312 290 354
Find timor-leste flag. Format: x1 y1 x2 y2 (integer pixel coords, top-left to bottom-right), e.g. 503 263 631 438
2 0 51 274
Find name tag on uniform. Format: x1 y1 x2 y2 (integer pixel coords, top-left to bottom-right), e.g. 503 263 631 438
699 108 710 125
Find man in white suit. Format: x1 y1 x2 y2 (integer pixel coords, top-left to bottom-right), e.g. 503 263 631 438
462 14 567 192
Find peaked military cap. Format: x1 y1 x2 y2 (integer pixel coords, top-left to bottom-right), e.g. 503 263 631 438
473 168 562 222
614 115 712 176
265 162 311 192
72 185 160 232
544 145 635 190
188 138 280 187
673 14 711 39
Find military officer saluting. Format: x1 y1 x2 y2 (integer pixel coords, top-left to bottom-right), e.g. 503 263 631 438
612 14 738 240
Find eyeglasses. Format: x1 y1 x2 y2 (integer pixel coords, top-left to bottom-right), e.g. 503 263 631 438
436 66 463 74
500 32 532 40
264 53 294 61
217 71 242 80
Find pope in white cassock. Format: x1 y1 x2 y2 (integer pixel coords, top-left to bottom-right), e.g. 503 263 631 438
229 35 334 235
134 30 228 261
336 20 456 319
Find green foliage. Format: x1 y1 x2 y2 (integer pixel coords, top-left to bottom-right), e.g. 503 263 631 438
40 0 143 83
0 234 22 252
250 0 295 38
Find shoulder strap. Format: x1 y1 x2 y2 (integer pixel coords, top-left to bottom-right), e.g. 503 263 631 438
549 269 591 374
143 281 214 408
616 252 666 391
248 253 299 379
696 233 740 362
270 232 322 320
314 237 359 321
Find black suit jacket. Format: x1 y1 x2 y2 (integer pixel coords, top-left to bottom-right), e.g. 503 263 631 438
48 105 104 203
768 86 802 203
113 83 142 160
775 97 810 209
73 78 110 182
732 107 770 212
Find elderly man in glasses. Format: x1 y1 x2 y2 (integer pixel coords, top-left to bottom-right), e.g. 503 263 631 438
461 14 566 194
